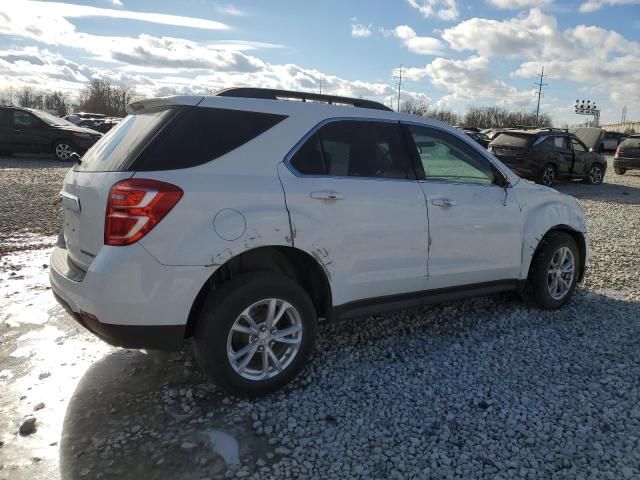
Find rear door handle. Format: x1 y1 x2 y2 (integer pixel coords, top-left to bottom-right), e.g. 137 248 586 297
431 198 456 207
310 190 344 201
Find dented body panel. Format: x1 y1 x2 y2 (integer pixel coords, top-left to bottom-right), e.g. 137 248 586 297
512 181 589 279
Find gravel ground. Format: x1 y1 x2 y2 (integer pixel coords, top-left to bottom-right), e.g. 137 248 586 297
0 155 639 480
0 156 68 254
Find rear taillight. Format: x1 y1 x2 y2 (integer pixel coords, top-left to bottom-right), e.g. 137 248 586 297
105 179 183 246
615 146 620 157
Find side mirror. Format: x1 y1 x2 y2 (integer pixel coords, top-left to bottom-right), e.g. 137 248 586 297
69 152 82 164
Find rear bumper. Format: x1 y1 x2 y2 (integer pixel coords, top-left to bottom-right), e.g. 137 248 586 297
50 243 214 351
614 157 640 169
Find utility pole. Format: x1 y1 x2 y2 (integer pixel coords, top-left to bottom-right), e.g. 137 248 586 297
393 65 405 112
621 105 627 124
534 66 548 126
317 80 327 95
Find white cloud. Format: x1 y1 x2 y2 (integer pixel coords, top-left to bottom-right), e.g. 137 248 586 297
486 0 552 9
406 0 459 21
393 25 445 55
109 0 123 6
579 0 640 12
406 56 536 107
351 24 373 38
5 1 230 32
213 3 245 16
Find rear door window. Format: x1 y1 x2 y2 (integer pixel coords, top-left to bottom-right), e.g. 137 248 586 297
554 136 570 149
317 120 413 179
290 134 325 175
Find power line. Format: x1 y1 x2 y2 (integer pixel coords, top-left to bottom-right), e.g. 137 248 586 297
393 65 405 112
534 66 548 126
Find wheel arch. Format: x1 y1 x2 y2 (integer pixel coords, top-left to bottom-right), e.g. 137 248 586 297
184 245 332 339
525 224 587 283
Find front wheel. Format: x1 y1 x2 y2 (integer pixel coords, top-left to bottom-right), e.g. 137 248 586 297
194 272 317 396
614 167 626 175
523 231 580 310
585 163 604 185
538 164 556 187
54 140 77 162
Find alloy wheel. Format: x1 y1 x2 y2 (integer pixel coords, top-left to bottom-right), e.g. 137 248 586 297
542 166 555 187
55 143 74 161
226 298 303 381
547 246 575 300
589 165 603 184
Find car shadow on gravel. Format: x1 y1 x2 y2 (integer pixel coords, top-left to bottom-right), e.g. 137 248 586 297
554 177 640 204
58 348 270 480
0 155 70 169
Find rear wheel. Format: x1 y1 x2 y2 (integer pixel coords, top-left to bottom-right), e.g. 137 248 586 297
194 272 317 396
538 164 556 187
585 163 604 185
523 231 580 310
54 140 77 162
614 167 626 175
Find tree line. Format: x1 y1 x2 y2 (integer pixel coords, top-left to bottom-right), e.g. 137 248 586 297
0 79 136 117
400 99 553 129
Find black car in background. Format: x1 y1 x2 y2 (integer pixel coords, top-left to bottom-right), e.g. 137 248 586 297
614 135 640 175
463 130 490 148
489 128 607 187
0 106 102 161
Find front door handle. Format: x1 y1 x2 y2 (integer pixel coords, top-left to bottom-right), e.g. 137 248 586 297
310 190 344 201
431 198 456 207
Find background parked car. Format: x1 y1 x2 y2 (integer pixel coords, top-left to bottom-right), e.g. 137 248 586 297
63 112 108 125
77 117 121 134
602 131 628 152
462 129 490 148
614 134 640 175
489 128 607 187
0 106 102 161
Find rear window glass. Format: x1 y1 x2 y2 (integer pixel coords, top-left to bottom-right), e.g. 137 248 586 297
76 108 176 172
134 107 287 171
621 136 640 148
491 133 533 148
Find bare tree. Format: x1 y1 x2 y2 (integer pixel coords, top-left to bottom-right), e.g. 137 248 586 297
400 99 461 125
78 79 135 117
44 91 70 115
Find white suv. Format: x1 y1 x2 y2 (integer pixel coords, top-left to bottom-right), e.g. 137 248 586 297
50 88 589 395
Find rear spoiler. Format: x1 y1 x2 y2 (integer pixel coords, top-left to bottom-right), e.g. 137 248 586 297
126 96 204 114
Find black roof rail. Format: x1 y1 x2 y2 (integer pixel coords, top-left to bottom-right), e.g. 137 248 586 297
214 87 393 112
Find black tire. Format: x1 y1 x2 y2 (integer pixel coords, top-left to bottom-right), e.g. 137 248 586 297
584 163 604 185
614 167 626 175
522 231 580 310
194 272 317 396
53 140 77 162
538 164 556 187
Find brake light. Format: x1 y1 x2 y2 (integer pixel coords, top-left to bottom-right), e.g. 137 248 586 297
105 179 183 246
615 146 620 157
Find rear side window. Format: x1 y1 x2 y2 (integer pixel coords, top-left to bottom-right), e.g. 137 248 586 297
554 136 570 149
135 107 287 171
77 108 177 172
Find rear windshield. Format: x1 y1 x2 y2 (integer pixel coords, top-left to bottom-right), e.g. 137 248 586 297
490 133 533 148
76 108 176 172
621 136 640 148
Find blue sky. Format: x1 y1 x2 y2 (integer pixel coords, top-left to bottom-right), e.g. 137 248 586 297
0 0 638 125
